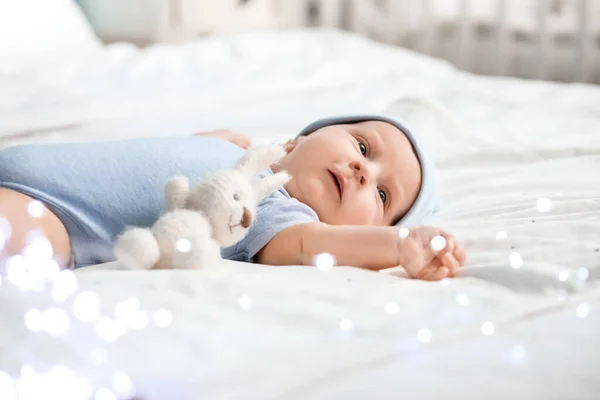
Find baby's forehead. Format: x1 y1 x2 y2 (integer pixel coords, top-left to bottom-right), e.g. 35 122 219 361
346 120 418 157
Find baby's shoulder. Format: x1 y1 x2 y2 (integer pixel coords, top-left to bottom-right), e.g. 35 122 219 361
257 187 319 222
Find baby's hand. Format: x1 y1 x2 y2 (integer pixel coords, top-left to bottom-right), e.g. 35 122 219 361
193 130 252 149
396 226 467 281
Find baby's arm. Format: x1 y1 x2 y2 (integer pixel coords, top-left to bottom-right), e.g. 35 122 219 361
257 222 466 279
258 222 401 269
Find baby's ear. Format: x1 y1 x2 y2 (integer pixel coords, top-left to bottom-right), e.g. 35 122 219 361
254 171 291 200
236 145 287 175
283 138 302 153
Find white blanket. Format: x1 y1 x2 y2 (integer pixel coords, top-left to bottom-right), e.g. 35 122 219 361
1 28 599 399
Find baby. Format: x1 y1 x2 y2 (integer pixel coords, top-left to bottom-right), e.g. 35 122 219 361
0 115 466 280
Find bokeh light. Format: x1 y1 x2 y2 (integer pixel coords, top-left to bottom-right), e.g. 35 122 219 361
42 308 70 336
577 267 590 282
114 297 140 320
508 344 527 366
238 294 253 310
176 239 192 253
385 302 400 315
95 317 126 343
0 370 16 400
0 217 12 241
576 303 590 318
153 309 173 327
480 321 495 336
27 200 45 218
417 328 432 343
314 253 335 271
90 348 108 366
6 255 33 291
23 235 53 261
111 371 134 397
73 291 102 323
509 251 523 269
536 197 552 213
430 236 447 252
24 309 44 332
94 387 117 400
398 227 410 240
339 318 353 332
558 270 569 282
50 269 78 302
456 292 470 306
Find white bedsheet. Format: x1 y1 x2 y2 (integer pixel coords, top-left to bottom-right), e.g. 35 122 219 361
1 28 599 399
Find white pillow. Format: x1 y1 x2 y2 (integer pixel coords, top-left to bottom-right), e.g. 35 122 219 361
0 0 100 74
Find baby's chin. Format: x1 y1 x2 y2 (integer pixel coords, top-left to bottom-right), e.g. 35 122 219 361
290 184 330 218
321 202 382 226
300 193 343 224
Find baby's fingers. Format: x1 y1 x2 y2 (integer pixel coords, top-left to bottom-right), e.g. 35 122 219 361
443 235 456 253
454 246 467 266
421 266 450 281
440 252 460 277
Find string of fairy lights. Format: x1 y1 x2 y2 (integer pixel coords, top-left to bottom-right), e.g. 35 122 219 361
0 196 593 399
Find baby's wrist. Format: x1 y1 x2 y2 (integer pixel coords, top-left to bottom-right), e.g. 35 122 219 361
391 227 410 267
394 227 421 273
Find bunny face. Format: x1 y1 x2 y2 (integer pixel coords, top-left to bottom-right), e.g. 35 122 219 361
185 145 291 248
187 170 258 246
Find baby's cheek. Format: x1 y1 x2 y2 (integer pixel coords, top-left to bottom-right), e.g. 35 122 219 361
305 134 349 158
293 175 329 212
340 195 379 225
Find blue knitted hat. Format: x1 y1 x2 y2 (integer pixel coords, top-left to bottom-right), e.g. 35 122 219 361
297 114 437 227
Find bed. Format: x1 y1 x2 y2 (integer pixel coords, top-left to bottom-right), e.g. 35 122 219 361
1 3 600 399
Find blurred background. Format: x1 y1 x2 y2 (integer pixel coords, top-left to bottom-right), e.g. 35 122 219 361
77 0 600 84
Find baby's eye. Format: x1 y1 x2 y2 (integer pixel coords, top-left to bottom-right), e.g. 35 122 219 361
378 189 387 204
358 140 367 156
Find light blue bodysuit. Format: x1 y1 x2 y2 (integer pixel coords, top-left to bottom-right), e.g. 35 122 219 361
0 115 437 269
0 136 318 267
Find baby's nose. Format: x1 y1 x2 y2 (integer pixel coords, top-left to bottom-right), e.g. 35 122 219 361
350 160 371 185
241 207 253 228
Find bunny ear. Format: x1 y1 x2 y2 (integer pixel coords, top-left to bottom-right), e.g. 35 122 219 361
255 171 291 200
236 145 287 176
165 176 190 211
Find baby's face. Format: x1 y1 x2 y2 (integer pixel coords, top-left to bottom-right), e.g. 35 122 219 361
279 121 422 226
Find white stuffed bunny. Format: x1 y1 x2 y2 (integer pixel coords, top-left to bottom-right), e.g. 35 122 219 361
113 145 290 270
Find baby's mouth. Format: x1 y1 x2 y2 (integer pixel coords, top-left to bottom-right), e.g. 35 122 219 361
328 170 343 200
